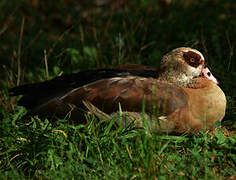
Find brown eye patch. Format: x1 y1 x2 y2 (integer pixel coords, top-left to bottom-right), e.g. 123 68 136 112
183 51 204 67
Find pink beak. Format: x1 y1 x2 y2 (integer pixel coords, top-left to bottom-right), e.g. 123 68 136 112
201 67 219 84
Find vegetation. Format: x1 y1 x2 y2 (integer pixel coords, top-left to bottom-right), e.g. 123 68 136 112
0 0 235 179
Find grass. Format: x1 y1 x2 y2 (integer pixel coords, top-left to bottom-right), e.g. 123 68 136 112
0 107 235 179
0 0 236 179
1 108 235 179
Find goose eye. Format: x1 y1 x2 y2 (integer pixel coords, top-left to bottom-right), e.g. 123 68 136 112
190 58 195 63
183 51 203 68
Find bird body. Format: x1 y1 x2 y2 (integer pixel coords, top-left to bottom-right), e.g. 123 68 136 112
62 76 225 134
9 47 226 134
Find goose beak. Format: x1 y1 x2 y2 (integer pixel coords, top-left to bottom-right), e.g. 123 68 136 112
201 67 219 84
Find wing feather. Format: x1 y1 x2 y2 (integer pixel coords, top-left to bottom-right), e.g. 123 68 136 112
62 76 187 117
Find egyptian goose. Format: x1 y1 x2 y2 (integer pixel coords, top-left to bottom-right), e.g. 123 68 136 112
9 47 226 134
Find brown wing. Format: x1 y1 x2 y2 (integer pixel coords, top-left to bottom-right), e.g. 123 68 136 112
9 69 158 111
59 76 188 117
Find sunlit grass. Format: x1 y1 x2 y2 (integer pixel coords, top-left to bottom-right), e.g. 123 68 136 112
0 106 235 179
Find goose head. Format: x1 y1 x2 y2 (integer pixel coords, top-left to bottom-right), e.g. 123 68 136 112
158 47 216 86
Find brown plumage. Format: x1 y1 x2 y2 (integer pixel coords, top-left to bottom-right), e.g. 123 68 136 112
9 47 226 134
